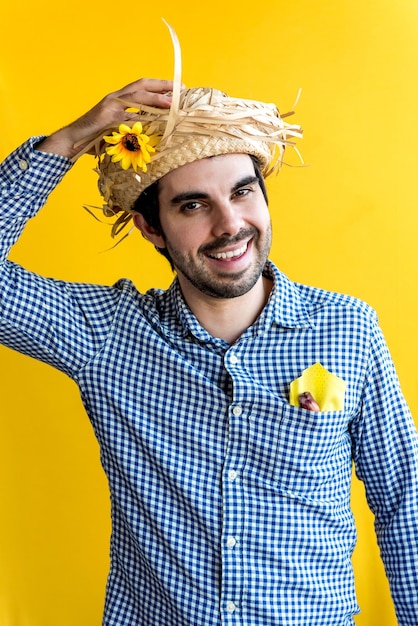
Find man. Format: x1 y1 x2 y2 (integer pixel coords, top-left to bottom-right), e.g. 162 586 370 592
1 77 417 625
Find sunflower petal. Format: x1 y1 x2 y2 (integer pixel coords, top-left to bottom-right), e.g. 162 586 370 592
119 123 132 134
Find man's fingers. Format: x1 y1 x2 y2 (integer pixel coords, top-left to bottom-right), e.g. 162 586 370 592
298 392 320 412
118 90 173 109
115 77 174 94
112 78 187 109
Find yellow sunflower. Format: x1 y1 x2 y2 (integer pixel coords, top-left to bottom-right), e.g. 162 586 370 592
103 122 159 173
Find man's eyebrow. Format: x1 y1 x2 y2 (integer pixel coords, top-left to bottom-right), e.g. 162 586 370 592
170 190 210 204
231 175 259 193
170 175 259 205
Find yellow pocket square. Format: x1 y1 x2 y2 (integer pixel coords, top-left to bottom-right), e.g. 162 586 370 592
289 362 346 411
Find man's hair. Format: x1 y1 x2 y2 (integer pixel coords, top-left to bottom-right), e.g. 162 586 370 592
132 155 269 269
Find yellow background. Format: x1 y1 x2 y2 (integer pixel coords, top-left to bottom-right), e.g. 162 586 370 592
1 1 417 624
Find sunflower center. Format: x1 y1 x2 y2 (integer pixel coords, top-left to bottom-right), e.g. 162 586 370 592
122 134 141 152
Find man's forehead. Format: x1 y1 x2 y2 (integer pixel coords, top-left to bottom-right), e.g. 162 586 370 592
158 153 255 194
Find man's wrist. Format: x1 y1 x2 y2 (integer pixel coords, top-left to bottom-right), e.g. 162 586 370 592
35 132 75 159
35 127 85 160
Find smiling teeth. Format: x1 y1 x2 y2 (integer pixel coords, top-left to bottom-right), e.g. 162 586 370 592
211 242 248 260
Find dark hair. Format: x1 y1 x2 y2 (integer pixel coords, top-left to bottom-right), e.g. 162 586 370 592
132 155 268 268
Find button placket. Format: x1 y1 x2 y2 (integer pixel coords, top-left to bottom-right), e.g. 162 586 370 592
220 413 248 623
220 358 250 623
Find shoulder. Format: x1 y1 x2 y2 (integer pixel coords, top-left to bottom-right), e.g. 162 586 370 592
268 261 378 327
295 281 378 323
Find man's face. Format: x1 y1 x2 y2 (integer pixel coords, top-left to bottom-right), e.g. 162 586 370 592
147 153 272 300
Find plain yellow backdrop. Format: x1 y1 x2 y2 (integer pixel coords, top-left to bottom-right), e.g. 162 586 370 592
1 1 417 624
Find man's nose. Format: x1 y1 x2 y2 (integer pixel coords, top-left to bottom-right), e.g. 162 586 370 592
211 201 244 237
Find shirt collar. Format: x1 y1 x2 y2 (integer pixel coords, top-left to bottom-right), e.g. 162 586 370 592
262 261 313 330
160 260 314 345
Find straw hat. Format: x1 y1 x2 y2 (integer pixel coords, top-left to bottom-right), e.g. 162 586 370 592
80 25 302 239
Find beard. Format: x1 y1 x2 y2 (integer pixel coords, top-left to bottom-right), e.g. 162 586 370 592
165 224 272 299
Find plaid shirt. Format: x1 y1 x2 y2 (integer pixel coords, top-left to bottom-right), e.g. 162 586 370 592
1 139 418 626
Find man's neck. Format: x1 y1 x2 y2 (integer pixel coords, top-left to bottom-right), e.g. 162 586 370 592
178 275 273 344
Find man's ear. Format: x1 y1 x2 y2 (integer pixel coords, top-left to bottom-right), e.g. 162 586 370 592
132 213 166 249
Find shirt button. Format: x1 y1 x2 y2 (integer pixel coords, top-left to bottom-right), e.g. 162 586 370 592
227 470 238 481
226 601 237 613
226 536 237 548
232 405 242 417
18 159 29 171
229 354 238 365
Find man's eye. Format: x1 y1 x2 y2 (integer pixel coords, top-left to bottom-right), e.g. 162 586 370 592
180 201 203 213
233 187 251 198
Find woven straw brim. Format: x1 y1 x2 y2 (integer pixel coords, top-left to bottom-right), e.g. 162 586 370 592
98 132 274 216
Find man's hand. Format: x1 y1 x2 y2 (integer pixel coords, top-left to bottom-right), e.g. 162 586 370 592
36 78 175 160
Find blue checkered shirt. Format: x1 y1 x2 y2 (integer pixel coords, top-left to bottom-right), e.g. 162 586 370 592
1 138 418 625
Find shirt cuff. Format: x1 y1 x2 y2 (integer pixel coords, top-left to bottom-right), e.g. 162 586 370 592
0 136 73 192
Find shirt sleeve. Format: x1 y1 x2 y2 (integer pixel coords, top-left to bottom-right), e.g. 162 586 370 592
0 137 73 261
351 318 418 625
0 139 121 378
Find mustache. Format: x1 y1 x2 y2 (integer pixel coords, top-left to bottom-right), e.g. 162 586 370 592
199 228 257 255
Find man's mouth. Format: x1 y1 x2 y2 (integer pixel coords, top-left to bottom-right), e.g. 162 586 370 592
207 241 248 260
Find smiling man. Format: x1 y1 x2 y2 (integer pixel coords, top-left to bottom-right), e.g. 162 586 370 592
1 78 417 626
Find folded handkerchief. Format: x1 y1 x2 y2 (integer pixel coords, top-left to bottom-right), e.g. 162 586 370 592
289 362 347 411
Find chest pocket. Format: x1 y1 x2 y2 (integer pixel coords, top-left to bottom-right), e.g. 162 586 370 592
247 401 352 500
